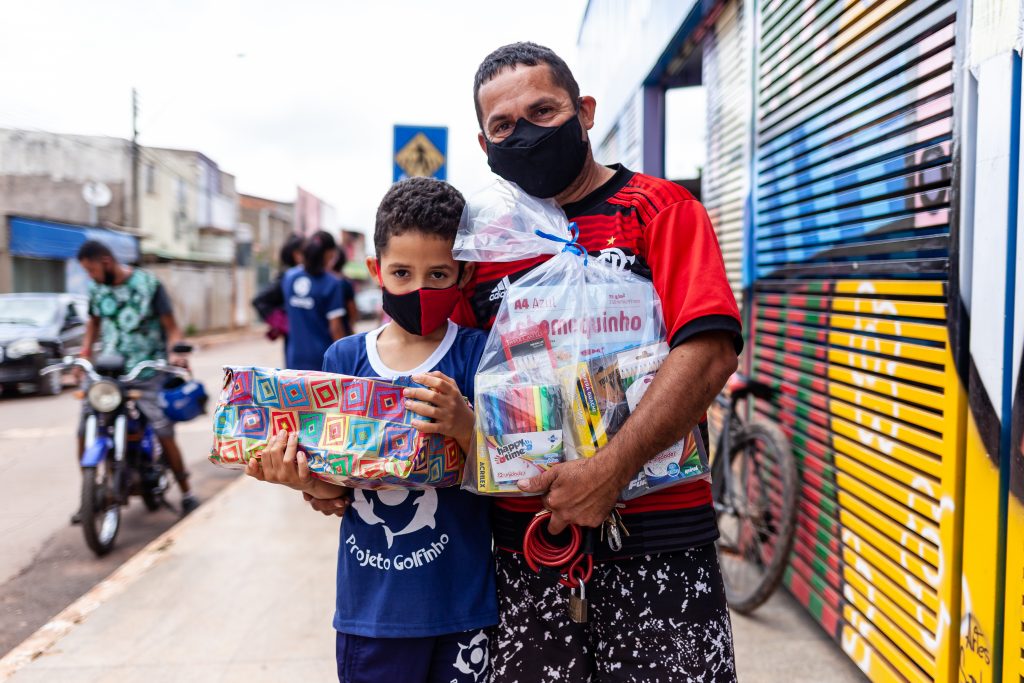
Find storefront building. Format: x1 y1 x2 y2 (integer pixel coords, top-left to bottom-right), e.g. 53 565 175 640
1 216 139 295
579 1 1023 680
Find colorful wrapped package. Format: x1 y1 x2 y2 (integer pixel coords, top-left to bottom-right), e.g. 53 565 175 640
209 366 464 489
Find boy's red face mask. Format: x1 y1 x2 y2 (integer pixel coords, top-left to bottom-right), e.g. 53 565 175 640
376 263 463 336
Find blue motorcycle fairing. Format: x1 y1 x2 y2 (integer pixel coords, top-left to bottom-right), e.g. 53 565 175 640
82 436 113 467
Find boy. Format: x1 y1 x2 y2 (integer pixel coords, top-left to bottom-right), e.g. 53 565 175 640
246 177 496 683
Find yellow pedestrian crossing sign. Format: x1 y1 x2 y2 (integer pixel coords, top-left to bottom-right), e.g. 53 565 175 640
393 125 447 182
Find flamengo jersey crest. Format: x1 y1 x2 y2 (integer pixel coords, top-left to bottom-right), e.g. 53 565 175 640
597 247 637 271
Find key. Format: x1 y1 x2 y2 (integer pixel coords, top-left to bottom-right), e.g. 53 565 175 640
606 518 623 552
567 582 588 623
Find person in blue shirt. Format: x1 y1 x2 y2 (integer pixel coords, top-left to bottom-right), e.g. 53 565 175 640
283 230 349 370
246 177 496 683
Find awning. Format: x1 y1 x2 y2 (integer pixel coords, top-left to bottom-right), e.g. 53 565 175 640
8 216 140 264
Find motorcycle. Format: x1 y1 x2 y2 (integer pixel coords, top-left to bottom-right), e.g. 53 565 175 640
42 348 196 556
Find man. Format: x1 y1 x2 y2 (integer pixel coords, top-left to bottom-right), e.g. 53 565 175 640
75 240 199 520
467 43 741 682
309 43 742 681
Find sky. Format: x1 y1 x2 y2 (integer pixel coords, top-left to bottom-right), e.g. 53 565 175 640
0 0 591 232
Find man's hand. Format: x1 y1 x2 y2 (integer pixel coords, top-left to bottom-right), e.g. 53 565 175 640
303 491 350 517
168 352 190 369
404 372 475 453
245 431 313 493
517 455 625 534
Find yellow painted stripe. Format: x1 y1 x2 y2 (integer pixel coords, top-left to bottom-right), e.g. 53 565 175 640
833 280 945 297
830 314 948 343
841 529 940 613
828 330 947 365
828 349 947 389
833 434 942 503
838 491 940 567
840 510 939 588
837 473 940 551
830 402 945 457
842 604 932 683
843 563 939 634
829 365 945 410
829 385 945 434
842 587 936 678
831 418 942 478
834 451 942 522
839 626 905 682
831 297 946 320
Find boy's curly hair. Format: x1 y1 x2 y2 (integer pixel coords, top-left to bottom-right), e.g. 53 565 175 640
374 177 466 254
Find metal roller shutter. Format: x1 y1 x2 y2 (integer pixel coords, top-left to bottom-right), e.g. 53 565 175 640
702 0 750 307
750 1 961 680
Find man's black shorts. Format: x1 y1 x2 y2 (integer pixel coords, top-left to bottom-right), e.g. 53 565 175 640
491 543 737 683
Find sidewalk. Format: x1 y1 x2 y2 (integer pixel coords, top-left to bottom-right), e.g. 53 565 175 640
1 475 864 682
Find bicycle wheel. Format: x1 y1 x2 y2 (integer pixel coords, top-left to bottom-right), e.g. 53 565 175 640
715 420 798 614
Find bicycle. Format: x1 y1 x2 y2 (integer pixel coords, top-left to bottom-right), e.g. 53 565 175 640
710 375 798 614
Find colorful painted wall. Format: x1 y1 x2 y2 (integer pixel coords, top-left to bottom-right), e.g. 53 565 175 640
698 0 1024 680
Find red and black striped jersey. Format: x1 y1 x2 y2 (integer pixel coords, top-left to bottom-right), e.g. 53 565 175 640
453 165 742 554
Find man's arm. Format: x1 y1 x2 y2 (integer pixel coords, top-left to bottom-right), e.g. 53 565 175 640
518 330 737 533
328 315 346 341
80 316 100 360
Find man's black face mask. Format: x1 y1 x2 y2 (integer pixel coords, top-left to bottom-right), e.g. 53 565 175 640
485 113 589 199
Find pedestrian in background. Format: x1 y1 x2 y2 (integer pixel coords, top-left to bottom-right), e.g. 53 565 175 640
328 247 359 337
252 233 304 349
283 231 349 370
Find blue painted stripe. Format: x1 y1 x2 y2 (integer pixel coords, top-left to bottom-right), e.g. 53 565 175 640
994 49 1022 681
760 65 953 164
756 192 950 239
760 142 952 212
758 100 953 184
760 165 952 224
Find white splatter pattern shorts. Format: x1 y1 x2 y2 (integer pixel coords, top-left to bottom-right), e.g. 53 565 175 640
492 544 737 682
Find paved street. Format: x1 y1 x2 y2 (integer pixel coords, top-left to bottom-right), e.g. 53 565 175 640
2 473 866 682
0 331 284 657
0 327 866 681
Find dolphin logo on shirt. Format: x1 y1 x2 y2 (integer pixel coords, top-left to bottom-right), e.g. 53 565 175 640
352 488 439 548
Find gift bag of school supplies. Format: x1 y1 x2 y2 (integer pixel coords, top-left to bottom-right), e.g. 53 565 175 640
209 366 463 489
454 180 709 497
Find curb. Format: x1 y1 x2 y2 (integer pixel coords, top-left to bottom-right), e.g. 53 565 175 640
191 326 264 349
0 474 249 682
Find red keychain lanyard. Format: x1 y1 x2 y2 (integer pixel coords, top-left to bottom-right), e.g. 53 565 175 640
522 510 594 589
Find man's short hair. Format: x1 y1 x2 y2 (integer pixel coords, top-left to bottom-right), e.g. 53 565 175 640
374 178 465 254
76 239 114 261
473 42 581 128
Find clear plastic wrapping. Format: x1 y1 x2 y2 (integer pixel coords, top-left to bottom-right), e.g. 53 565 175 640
456 181 709 498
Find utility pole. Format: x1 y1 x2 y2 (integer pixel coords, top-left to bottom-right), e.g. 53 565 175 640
131 87 140 230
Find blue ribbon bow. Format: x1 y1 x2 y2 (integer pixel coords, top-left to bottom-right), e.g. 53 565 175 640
534 222 587 264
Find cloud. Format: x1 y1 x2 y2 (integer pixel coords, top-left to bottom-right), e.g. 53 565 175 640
0 0 587 232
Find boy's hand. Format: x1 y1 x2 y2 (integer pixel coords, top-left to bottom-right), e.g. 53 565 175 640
244 431 313 493
405 371 474 453
303 491 351 517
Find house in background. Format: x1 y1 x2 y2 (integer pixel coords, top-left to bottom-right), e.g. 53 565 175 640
0 127 252 333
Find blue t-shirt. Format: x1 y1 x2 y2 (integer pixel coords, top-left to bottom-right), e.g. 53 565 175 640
322 321 497 638
283 266 346 370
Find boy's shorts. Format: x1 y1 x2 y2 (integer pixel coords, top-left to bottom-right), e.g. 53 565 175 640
335 627 491 683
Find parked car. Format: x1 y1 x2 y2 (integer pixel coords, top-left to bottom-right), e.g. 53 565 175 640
0 292 88 396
